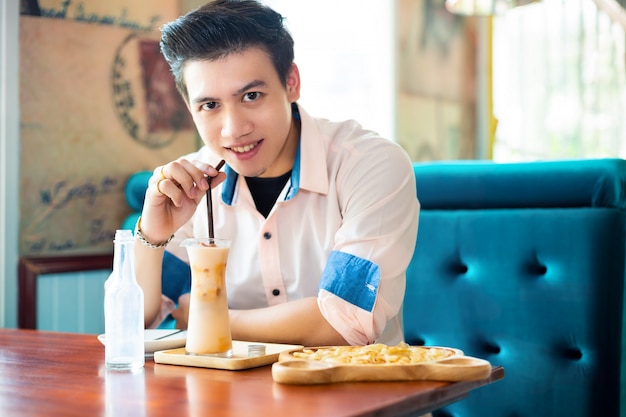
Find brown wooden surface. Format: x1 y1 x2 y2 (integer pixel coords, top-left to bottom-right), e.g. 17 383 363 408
17 254 113 329
154 341 304 370
0 329 504 417
272 351 492 385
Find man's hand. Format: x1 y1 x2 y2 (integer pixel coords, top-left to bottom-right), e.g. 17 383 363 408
140 160 226 246
172 293 190 330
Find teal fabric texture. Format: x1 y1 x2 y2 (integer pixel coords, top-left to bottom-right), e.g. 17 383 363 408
121 170 151 231
412 158 626 210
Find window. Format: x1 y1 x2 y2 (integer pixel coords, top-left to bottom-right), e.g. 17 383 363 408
492 0 626 161
261 0 395 141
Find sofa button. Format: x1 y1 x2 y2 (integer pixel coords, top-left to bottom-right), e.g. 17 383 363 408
562 347 583 360
482 341 501 355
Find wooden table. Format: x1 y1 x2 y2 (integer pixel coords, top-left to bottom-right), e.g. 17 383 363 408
0 329 503 417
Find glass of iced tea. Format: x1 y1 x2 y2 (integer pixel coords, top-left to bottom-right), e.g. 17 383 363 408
181 238 232 357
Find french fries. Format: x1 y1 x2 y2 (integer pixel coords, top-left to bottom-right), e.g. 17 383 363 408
292 342 454 365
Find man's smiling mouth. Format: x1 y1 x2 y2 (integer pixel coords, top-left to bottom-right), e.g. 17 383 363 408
229 140 262 153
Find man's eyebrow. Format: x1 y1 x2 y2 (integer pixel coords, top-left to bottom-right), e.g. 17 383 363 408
190 80 267 105
233 80 266 96
191 95 216 105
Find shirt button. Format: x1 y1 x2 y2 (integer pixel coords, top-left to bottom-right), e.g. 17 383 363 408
272 289 280 296
263 232 272 240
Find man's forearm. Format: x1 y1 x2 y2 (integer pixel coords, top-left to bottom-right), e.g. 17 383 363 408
229 297 347 346
133 239 166 327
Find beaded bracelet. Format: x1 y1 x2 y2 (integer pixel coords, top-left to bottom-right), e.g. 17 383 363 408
134 216 174 249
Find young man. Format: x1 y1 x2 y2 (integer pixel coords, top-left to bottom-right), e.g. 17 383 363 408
135 0 419 347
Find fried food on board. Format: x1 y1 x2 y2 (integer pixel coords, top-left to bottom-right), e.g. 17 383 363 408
291 342 456 365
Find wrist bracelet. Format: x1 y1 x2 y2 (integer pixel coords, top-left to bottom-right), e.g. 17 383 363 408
134 216 174 249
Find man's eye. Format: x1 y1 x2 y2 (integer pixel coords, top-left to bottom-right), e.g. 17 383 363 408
202 102 218 110
243 92 260 102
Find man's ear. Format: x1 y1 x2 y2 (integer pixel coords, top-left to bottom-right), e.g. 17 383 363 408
286 63 301 102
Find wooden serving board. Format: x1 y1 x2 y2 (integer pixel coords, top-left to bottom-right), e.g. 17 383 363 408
272 346 492 385
154 340 303 370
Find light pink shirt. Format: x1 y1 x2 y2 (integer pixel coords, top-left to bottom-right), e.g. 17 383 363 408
166 104 419 345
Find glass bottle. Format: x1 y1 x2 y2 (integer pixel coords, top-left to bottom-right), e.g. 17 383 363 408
105 229 145 369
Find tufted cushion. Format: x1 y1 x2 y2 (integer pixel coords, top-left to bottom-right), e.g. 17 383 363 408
413 158 626 210
121 171 152 231
405 159 626 417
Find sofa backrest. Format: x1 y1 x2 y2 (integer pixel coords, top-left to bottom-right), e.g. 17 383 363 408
404 159 626 417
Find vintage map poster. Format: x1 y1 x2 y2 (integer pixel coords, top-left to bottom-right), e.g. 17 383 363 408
19 0 199 255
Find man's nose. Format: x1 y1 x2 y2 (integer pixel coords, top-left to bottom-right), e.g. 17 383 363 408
221 109 253 139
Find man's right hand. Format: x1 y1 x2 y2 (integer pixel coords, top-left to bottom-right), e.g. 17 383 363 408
139 159 226 245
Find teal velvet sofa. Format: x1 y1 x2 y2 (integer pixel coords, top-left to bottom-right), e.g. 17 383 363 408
405 158 626 417
123 158 626 416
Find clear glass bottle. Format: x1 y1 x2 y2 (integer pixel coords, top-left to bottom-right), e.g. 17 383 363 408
105 229 144 369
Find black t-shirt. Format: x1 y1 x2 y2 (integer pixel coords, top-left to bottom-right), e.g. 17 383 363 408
245 170 292 218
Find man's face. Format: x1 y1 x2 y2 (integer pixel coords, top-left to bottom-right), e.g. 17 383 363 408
183 47 301 178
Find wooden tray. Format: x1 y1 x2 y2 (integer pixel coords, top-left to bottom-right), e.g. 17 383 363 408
272 346 492 384
154 340 303 370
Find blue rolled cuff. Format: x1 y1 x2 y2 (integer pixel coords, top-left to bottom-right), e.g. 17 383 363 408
319 251 380 312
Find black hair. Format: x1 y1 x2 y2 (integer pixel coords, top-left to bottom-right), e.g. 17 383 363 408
160 0 295 99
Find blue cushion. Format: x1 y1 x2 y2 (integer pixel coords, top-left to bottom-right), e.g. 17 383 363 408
162 251 191 302
120 213 140 231
413 158 626 210
156 252 191 330
405 207 625 416
125 171 152 212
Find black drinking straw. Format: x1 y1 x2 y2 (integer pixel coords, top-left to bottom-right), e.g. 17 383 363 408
207 160 225 239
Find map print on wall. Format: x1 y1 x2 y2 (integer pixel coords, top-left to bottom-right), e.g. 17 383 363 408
19 0 198 256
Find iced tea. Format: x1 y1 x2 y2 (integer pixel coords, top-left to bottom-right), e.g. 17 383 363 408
181 238 232 357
